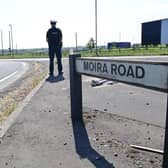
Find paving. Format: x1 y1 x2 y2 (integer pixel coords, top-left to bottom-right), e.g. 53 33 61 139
0 59 165 168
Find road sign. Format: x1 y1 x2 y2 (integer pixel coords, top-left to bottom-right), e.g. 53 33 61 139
76 58 168 92
69 54 168 168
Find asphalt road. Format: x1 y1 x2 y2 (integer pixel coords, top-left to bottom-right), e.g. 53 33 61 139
1 56 168 126
0 61 28 91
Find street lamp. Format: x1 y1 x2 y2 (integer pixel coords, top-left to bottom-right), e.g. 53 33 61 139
95 0 98 56
9 24 14 55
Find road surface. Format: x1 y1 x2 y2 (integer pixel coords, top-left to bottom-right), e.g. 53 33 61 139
0 61 28 91
1 56 168 126
81 56 168 127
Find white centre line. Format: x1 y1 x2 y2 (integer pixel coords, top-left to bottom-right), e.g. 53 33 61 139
0 71 18 83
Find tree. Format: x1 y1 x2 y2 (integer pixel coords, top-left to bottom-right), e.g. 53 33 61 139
86 38 95 49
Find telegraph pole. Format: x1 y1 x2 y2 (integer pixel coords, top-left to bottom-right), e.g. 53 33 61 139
9 24 14 55
9 30 11 55
16 44 18 54
1 30 4 55
95 0 98 56
75 32 78 52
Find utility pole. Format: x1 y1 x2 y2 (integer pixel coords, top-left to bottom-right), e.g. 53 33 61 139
16 44 18 54
9 30 11 55
1 30 4 55
9 24 14 56
95 0 98 56
75 32 78 52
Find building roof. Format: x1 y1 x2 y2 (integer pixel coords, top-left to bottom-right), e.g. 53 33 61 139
142 18 168 24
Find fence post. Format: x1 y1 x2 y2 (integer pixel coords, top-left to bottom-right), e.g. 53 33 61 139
163 95 168 168
69 54 83 121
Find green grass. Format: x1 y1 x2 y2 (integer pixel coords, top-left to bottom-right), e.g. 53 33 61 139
80 47 168 57
0 103 17 123
1 46 168 59
0 50 70 59
0 53 47 59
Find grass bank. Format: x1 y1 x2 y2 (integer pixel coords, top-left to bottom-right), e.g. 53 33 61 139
0 46 168 59
0 50 70 59
80 47 168 57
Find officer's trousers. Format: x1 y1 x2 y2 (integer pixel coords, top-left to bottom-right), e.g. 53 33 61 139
49 46 63 75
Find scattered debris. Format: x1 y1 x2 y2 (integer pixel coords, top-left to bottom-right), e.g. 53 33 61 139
83 112 92 124
6 134 12 138
104 144 109 147
106 139 123 147
96 138 99 141
91 79 115 87
148 137 151 140
130 144 163 155
114 153 118 157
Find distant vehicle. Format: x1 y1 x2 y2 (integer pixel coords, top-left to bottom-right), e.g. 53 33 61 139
107 42 131 49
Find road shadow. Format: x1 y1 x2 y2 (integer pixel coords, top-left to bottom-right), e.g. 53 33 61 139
72 119 115 168
46 75 65 83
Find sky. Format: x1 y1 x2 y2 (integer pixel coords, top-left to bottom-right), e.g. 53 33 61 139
0 0 168 49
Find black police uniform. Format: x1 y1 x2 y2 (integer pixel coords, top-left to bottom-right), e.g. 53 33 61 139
46 26 63 75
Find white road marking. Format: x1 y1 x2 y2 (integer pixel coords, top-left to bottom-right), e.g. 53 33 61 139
23 62 26 67
0 71 18 83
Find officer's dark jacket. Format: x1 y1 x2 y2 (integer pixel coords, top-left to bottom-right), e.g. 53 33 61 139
46 27 62 47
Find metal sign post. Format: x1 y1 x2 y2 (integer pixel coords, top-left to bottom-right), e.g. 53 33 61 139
69 54 83 121
163 96 168 167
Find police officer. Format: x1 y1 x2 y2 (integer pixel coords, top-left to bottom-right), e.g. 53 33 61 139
46 20 63 76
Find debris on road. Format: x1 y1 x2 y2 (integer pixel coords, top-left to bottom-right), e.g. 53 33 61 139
130 144 163 155
91 79 116 87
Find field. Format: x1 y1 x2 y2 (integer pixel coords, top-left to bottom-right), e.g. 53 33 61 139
0 46 168 59
81 46 168 57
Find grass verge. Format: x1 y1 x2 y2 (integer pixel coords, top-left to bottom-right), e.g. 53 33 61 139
0 62 47 124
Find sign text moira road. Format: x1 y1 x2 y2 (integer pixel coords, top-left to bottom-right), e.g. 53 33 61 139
76 58 168 92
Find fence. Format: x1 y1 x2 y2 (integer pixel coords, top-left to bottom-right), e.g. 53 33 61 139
79 46 168 57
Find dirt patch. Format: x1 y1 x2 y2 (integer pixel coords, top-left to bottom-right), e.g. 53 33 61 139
0 61 48 124
83 107 164 168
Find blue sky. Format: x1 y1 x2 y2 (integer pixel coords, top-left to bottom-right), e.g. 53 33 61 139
0 0 168 49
